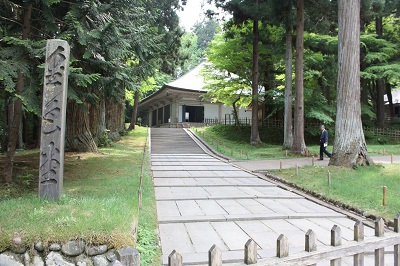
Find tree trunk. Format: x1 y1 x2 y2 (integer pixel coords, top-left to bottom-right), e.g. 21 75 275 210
4 4 32 182
283 27 293 149
330 0 372 167
23 112 28 146
292 0 307 154
17 116 24 149
1 96 8 152
250 19 261 145
232 97 241 131
128 90 140 130
89 96 106 143
106 96 125 142
65 100 99 153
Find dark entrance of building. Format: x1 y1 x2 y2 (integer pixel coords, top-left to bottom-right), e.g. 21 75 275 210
182 105 204 122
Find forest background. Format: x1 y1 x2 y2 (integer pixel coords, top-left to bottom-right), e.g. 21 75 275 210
1 0 400 182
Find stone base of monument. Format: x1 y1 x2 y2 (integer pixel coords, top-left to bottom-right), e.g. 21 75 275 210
0 240 140 266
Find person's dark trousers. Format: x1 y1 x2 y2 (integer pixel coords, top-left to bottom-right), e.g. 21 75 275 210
320 143 332 160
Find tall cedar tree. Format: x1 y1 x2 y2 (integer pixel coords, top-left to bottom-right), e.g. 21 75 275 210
269 0 296 149
213 0 273 145
330 0 372 167
292 0 307 154
3 3 33 182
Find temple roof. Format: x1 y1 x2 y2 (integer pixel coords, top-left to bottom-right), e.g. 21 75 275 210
139 62 208 110
166 62 207 92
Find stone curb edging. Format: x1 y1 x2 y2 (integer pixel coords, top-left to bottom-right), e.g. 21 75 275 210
0 240 140 266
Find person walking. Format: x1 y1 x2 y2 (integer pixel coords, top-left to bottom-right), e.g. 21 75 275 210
319 125 332 160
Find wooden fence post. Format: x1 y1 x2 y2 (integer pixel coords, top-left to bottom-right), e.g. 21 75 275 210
305 230 317 266
331 225 341 266
305 229 317 252
168 250 182 266
295 163 298 176
383 186 387 206
328 171 331 186
280 160 282 171
354 221 365 266
209 244 222 266
312 156 315 166
277 234 289 258
244 239 257 264
395 214 400 266
375 217 385 266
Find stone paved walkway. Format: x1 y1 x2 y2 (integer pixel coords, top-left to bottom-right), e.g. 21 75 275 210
150 128 385 265
232 155 400 173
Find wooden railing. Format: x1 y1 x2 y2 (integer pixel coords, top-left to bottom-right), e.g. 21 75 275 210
157 119 400 140
364 127 400 139
167 216 400 266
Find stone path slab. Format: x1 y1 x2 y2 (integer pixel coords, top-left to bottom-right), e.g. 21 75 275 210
150 128 374 265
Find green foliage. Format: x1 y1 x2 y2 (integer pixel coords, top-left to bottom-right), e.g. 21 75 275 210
192 19 220 52
97 132 114 148
304 33 338 54
360 34 400 83
136 226 160 265
177 32 202 76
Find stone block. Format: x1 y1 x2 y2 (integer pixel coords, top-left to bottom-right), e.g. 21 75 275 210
62 240 85 256
46 251 74 266
34 242 45 252
116 247 140 266
87 244 108 256
25 251 45 266
109 260 124 266
105 249 117 262
0 253 24 266
49 243 62 251
92 255 109 266
10 245 27 254
75 254 93 266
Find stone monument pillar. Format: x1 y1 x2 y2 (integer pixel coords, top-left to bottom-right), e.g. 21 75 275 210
39 39 70 200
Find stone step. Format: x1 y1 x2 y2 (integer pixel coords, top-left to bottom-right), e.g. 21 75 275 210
151 165 240 171
158 212 346 224
152 171 255 178
156 194 304 201
153 177 275 187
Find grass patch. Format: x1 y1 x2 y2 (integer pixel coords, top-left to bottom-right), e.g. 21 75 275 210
271 164 400 220
0 127 157 255
193 126 300 160
192 125 400 160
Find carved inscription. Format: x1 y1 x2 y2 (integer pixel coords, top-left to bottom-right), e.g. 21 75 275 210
39 40 70 200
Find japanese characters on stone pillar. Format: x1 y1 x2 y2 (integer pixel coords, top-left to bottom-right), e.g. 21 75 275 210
39 39 70 200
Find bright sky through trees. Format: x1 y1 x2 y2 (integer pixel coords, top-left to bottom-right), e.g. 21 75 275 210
177 0 228 31
177 1 211 31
